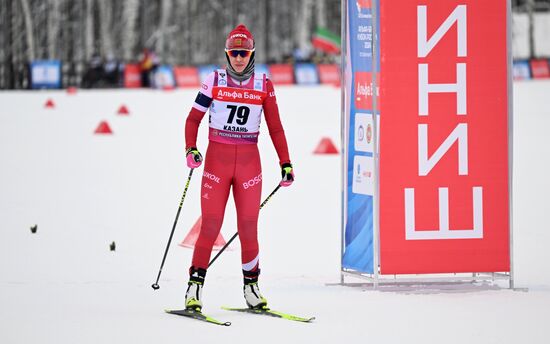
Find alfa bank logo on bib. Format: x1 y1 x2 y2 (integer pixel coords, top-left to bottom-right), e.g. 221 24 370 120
354 72 379 110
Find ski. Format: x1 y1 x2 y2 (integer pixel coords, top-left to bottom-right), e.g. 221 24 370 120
165 309 231 326
221 306 315 323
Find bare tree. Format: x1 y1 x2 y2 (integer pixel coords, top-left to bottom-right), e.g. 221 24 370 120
121 0 140 62
47 0 61 59
19 0 35 61
97 0 114 58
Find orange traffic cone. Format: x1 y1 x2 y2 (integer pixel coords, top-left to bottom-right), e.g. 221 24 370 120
313 137 339 154
180 216 228 251
117 105 129 115
94 121 113 134
44 98 55 109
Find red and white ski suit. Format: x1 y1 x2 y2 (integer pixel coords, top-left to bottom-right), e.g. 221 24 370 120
185 70 290 273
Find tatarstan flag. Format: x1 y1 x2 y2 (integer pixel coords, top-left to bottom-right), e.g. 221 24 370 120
312 27 341 54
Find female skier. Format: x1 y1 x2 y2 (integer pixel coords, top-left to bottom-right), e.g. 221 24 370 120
183 24 294 312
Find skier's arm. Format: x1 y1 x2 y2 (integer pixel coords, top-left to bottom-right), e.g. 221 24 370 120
263 79 291 166
185 72 215 149
185 106 207 149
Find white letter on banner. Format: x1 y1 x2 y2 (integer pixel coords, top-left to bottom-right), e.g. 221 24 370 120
418 123 468 176
418 63 467 116
404 187 483 240
417 5 467 58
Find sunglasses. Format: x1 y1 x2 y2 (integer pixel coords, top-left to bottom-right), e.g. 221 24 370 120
225 49 254 58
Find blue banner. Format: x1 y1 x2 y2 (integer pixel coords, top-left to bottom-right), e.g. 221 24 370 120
153 65 176 88
198 65 219 83
342 0 380 273
30 60 62 89
294 63 319 85
512 60 531 80
255 63 270 78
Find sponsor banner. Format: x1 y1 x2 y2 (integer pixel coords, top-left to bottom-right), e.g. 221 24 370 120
354 112 379 154
123 64 141 88
30 60 62 89
354 71 380 110
530 59 550 79
174 66 200 87
342 0 379 274
352 155 375 196
198 65 219 83
294 63 319 85
379 0 510 274
512 60 531 80
268 64 294 85
318 64 341 86
255 63 271 78
153 65 176 89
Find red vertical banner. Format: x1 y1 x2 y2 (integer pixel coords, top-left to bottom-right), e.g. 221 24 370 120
123 64 142 88
379 0 510 274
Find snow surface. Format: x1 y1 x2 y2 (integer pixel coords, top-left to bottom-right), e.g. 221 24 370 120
1 82 549 343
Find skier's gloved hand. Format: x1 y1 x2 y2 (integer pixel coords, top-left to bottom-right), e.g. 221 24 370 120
280 162 294 187
186 147 203 168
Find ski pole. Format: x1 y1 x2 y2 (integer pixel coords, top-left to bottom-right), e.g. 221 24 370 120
208 184 281 268
152 168 195 290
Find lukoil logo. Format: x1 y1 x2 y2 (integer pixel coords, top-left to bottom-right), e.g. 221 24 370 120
243 173 262 189
203 171 221 183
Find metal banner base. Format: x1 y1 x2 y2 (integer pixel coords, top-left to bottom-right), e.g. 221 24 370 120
331 269 519 292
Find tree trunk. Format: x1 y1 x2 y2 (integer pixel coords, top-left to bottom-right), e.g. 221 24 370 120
19 0 35 61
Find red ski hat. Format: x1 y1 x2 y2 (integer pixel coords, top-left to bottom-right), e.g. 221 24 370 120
225 24 254 50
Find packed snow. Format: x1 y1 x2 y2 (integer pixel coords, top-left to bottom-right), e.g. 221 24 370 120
1 81 549 343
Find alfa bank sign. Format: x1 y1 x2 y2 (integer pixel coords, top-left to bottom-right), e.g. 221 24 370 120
379 1 510 274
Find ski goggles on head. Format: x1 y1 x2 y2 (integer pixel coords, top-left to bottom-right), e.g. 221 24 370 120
225 49 254 58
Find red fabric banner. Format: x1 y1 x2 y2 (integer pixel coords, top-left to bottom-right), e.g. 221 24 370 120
318 64 341 86
379 0 510 274
123 64 142 88
174 66 200 87
268 64 295 85
530 59 550 79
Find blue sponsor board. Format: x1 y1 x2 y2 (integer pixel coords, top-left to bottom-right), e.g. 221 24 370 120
513 60 531 80
30 60 62 89
153 65 176 88
342 0 380 273
294 63 319 85
255 63 270 78
198 65 219 83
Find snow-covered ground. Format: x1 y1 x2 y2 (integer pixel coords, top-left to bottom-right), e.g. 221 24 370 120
0 81 549 343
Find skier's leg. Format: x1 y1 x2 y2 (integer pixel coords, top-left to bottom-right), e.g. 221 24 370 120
191 143 232 270
233 145 266 308
186 143 233 310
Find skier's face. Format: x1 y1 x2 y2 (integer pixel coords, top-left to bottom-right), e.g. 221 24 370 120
227 51 252 73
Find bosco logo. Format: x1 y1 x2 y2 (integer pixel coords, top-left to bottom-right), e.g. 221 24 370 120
243 173 262 190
